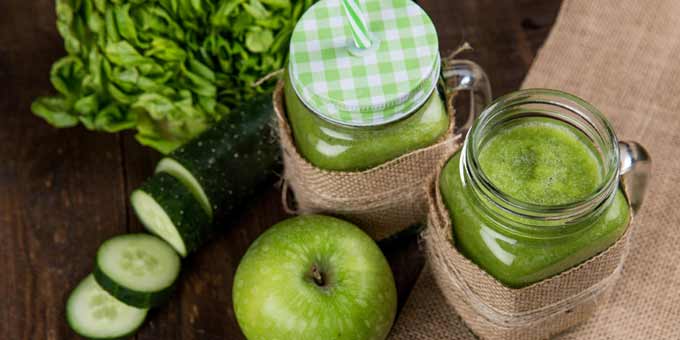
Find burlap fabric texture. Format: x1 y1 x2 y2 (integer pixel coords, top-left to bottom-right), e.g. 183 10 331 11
420 159 633 340
274 80 461 240
390 0 680 339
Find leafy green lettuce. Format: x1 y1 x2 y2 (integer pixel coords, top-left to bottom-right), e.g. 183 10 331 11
33 0 313 153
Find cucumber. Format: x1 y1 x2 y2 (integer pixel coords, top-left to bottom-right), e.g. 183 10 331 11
93 234 181 308
66 274 148 340
155 93 279 220
156 157 212 219
131 173 211 257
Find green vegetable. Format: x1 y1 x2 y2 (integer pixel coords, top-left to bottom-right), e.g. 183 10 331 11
34 0 314 153
132 93 279 257
155 93 279 219
66 274 148 340
93 233 181 308
131 172 212 257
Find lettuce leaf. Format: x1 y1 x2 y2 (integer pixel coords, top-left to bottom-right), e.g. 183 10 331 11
34 0 314 153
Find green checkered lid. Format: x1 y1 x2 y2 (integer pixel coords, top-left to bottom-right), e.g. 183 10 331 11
288 0 440 126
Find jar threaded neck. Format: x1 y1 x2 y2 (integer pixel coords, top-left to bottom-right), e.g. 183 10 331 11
461 89 621 239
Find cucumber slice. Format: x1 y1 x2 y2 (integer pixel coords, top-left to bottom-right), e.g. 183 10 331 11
94 234 181 308
131 173 211 257
155 157 212 219
66 274 148 340
156 93 280 221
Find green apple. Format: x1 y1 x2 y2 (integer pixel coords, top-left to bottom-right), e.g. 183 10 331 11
232 214 397 340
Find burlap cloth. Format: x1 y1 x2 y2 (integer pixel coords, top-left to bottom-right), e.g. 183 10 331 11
274 81 461 241
419 159 633 340
389 0 680 339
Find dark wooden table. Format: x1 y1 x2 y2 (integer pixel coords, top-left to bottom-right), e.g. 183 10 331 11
0 1 561 338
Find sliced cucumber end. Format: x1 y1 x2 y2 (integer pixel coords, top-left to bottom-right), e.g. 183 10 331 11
131 190 188 257
66 275 148 339
156 157 213 219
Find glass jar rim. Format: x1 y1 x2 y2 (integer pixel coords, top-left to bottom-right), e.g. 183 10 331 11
461 88 621 236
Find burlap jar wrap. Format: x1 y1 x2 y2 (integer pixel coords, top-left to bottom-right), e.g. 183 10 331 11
423 158 634 340
273 80 461 240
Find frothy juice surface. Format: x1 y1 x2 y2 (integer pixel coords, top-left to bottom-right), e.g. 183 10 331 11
478 118 603 205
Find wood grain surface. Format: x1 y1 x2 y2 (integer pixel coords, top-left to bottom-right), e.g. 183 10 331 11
0 0 560 338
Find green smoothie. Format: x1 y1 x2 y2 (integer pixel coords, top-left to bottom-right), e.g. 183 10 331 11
478 119 604 205
284 78 449 171
284 0 448 172
440 118 630 288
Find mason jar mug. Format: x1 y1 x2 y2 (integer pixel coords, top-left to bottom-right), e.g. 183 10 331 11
283 0 490 172
277 0 492 241
439 89 651 288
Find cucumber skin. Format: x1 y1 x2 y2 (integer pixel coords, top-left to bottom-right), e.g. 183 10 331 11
93 262 177 309
161 93 280 221
66 275 148 340
133 173 211 256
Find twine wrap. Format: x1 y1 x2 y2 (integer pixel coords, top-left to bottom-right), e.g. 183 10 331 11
423 158 634 340
274 80 461 240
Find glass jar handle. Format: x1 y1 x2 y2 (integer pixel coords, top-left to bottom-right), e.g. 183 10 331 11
441 59 492 133
619 141 651 214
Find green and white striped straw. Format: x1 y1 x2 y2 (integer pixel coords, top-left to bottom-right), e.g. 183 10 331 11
341 0 373 49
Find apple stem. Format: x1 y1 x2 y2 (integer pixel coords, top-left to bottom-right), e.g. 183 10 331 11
311 265 325 287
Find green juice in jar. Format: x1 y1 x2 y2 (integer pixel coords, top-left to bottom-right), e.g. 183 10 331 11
284 78 449 171
284 0 449 171
441 114 631 288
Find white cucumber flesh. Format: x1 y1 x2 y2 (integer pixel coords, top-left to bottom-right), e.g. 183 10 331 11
130 190 188 257
97 234 180 293
156 157 212 219
66 275 147 339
